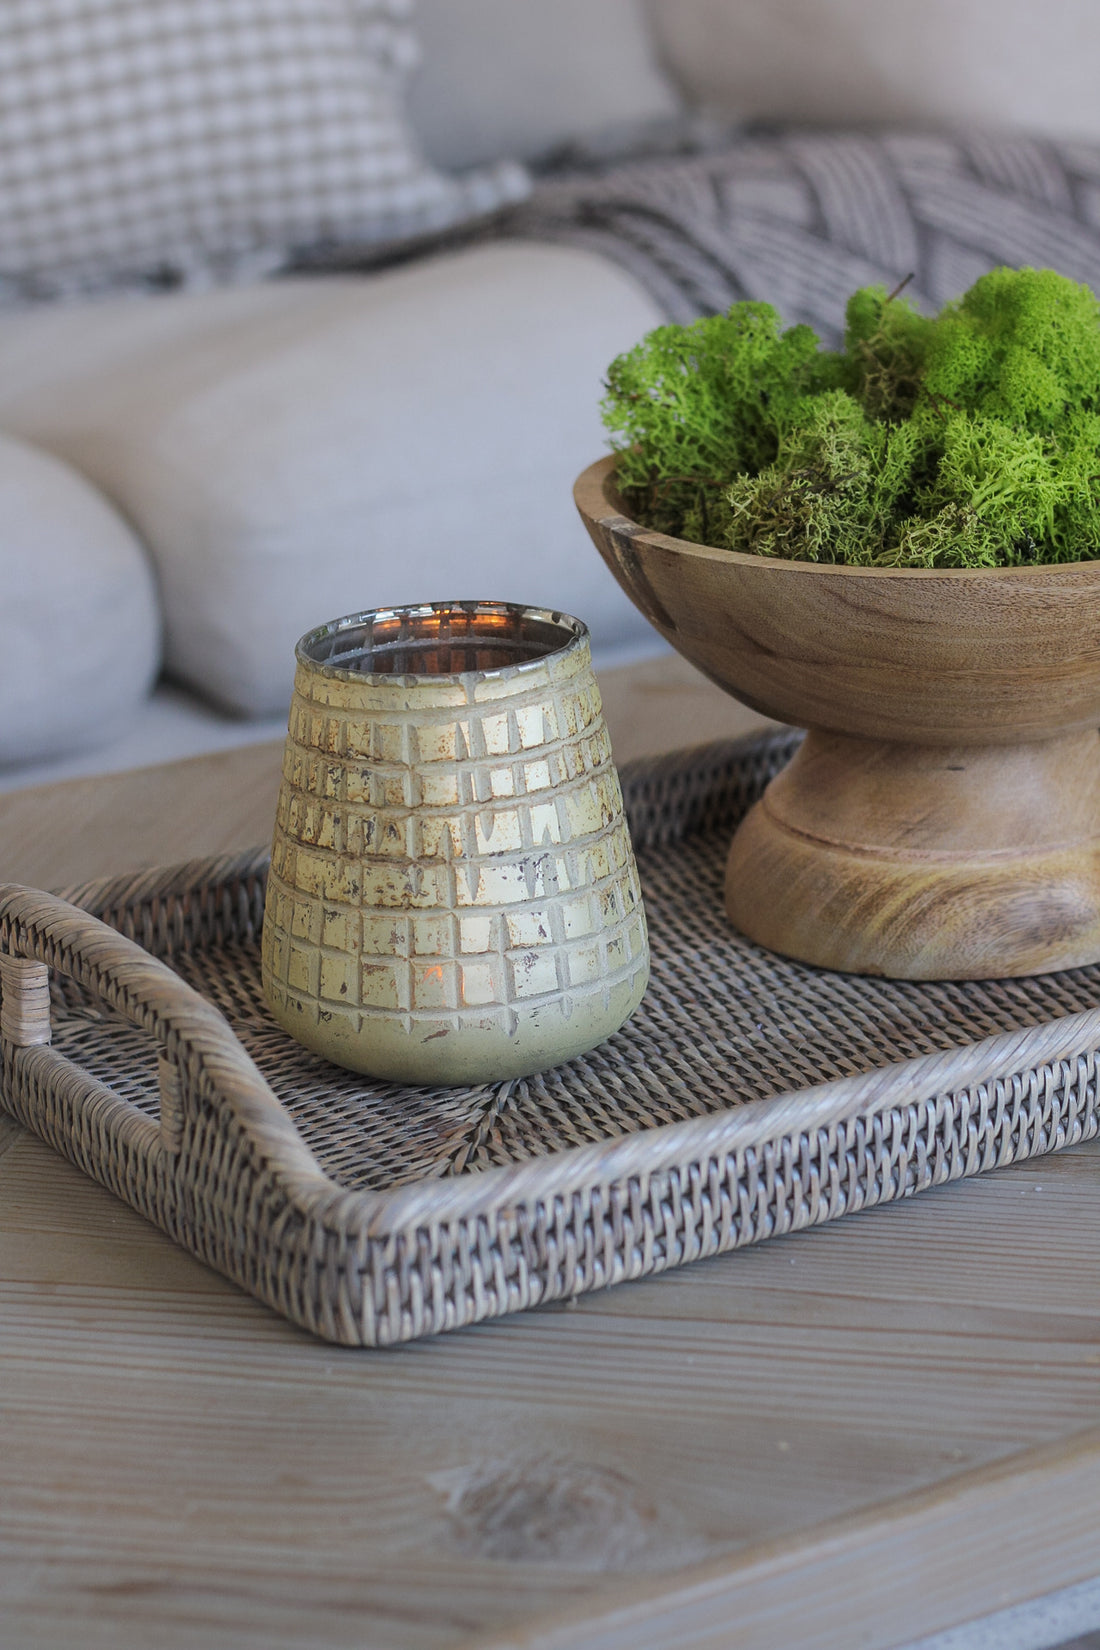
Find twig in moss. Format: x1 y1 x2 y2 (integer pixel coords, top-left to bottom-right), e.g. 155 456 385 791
885 272 916 305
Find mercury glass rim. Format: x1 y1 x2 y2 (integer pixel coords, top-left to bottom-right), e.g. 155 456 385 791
295 600 589 685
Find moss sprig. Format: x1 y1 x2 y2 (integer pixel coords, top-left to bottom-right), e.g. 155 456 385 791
600 266 1100 568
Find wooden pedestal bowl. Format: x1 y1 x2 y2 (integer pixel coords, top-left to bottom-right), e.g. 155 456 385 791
576 454 1100 980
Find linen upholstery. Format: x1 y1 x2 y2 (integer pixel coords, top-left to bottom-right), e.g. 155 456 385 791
647 0 1100 145
0 242 663 716
0 432 159 764
0 0 527 299
407 0 683 170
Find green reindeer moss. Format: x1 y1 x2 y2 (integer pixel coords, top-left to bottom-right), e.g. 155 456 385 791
601 267 1100 567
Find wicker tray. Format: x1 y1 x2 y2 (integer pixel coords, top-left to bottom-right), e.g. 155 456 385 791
3 728 1100 1347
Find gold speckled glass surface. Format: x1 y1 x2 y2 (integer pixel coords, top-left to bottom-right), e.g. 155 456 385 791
261 602 649 1083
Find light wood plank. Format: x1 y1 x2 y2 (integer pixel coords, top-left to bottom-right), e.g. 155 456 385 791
0 739 286 892
472 1424 1100 1650
0 1111 21 1160
3 1126 1100 1649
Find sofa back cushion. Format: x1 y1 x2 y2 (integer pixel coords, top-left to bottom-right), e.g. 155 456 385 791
407 0 683 170
0 0 527 300
646 0 1100 144
0 244 664 716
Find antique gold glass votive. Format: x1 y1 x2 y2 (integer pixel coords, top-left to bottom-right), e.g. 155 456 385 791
260 601 649 1084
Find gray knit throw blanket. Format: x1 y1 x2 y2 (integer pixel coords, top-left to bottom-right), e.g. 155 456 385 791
502 129 1100 338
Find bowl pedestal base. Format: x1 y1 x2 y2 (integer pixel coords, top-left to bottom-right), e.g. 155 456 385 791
725 727 1100 979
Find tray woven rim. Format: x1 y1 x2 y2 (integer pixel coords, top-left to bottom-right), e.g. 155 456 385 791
2 728 1098 1345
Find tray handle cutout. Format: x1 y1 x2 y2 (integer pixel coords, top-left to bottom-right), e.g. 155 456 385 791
0 884 323 1186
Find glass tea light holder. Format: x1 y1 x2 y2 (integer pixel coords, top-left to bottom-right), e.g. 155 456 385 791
261 601 650 1085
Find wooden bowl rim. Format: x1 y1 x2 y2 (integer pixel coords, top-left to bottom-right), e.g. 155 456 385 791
575 454 1100 584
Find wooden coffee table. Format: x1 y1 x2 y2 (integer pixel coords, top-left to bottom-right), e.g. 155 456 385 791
2 655 1099 1650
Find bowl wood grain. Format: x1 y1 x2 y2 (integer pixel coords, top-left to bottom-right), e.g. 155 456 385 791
575 456 1100 979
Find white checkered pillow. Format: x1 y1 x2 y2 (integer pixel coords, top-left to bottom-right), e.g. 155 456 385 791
0 0 529 298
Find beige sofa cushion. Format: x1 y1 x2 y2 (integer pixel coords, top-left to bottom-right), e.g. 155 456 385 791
408 0 682 170
0 432 159 765
0 242 662 717
647 0 1100 144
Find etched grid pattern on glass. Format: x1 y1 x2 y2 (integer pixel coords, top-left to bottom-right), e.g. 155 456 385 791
263 639 647 1042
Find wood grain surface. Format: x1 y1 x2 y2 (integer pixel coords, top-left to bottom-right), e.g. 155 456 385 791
3 657 1100 1650
575 456 1100 979
3 1125 1100 1649
574 456 1100 745
725 725 1100 978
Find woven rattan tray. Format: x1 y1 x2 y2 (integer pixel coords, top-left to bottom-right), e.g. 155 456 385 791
3 728 1100 1346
